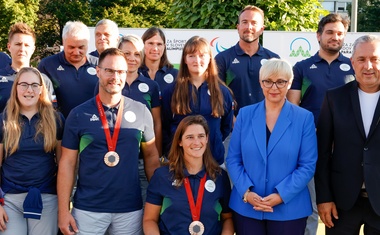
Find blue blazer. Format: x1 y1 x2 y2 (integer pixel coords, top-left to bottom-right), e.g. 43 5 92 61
226 100 317 221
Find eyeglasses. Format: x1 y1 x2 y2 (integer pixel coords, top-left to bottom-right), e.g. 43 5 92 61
98 67 127 76
261 80 288 89
17 82 41 91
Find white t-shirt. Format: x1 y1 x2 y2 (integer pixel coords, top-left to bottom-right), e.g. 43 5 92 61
358 88 380 137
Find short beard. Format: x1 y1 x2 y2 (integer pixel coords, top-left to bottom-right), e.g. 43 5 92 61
323 45 343 55
320 41 343 55
240 35 259 44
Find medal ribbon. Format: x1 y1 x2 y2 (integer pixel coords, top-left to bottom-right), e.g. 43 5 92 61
183 173 207 221
96 95 124 152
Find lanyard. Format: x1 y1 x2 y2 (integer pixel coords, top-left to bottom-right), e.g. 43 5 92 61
183 173 207 221
95 95 124 152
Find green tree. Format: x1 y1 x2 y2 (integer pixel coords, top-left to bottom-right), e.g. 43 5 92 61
171 0 328 31
91 0 175 28
0 0 39 50
347 0 380 32
42 0 92 40
32 0 92 64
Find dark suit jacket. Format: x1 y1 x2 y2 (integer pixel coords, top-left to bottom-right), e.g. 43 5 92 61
315 80 380 216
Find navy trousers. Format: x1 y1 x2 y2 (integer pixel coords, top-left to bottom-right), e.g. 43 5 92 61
233 211 307 235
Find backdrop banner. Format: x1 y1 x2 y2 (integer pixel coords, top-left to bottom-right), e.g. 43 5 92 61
88 27 380 66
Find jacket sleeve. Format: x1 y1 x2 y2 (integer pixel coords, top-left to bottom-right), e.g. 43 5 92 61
275 112 317 204
226 109 254 198
315 92 335 204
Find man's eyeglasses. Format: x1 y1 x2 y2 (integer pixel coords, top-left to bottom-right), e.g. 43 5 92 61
98 67 127 76
261 80 288 89
17 82 41 92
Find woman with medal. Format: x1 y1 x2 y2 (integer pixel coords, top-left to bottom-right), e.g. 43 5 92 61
143 115 234 235
0 67 64 234
161 36 234 166
226 59 317 235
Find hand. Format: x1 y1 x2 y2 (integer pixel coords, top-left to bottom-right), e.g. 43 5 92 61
247 192 273 212
261 193 283 208
317 202 338 228
0 206 8 232
58 211 79 235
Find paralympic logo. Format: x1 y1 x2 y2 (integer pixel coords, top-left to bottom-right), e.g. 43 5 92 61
289 37 312 58
210 37 229 53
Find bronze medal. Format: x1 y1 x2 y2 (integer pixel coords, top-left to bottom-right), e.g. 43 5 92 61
104 151 120 167
96 95 124 168
188 221 204 235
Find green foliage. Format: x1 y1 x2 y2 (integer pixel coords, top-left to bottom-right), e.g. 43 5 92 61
0 0 39 50
43 0 92 37
347 0 380 32
0 0 331 63
171 0 329 31
91 0 175 28
171 0 240 29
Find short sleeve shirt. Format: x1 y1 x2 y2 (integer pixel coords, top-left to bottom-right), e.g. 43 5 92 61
161 82 234 164
0 112 65 193
87 50 99 66
146 166 231 235
215 43 280 115
139 65 178 93
290 52 355 123
38 52 98 117
62 96 154 212
0 52 11 69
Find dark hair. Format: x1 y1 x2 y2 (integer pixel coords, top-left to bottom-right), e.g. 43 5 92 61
141 27 173 69
168 115 221 186
317 13 350 34
98 48 127 66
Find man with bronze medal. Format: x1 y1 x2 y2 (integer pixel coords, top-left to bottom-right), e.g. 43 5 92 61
143 115 234 235
57 48 160 235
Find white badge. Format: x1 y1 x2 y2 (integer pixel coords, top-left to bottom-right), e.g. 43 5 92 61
207 89 211 96
205 180 216 193
163 74 174 84
124 111 136 123
138 83 149 93
87 67 97 75
340 63 351 72
260 59 268 65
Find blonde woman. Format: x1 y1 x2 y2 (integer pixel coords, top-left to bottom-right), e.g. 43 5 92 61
0 67 64 234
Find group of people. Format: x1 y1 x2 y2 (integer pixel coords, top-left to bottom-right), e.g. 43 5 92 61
0 3 379 235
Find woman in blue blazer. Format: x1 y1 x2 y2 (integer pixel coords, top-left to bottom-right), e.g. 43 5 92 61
226 59 317 235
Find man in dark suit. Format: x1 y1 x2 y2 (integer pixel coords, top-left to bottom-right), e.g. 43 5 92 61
315 34 380 234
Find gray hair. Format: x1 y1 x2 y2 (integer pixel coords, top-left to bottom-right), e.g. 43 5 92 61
95 19 119 36
259 58 293 82
62 21 90 42
352 35 380 57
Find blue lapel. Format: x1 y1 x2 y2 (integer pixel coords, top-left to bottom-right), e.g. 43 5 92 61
267 101 292 156
250 101 267 163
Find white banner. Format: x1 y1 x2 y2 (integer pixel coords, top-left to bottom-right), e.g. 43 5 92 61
263 31 380 65
89 28 380 66
89 28 238 67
